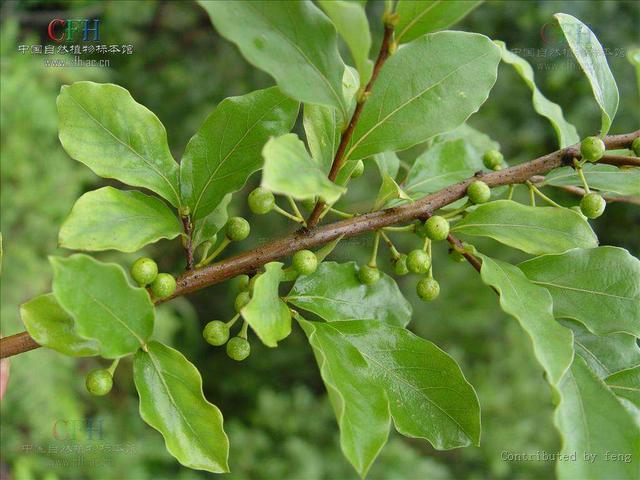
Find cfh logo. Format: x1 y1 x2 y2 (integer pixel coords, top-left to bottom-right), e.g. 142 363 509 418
47 19 100 43
52 418 105 441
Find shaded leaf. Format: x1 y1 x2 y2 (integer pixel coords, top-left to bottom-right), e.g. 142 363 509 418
542 164 640 196
50 254 154 358
374 173 411 209
192 194 231 249
606 366 640 409
21 294 99 357
57 82 181 207
180 87 298 220
134 341 229 473
520 247 640 336
288 261 412 327
374 151 400 180
452 200 598 255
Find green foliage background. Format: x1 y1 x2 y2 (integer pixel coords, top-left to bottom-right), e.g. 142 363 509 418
0 1 638 479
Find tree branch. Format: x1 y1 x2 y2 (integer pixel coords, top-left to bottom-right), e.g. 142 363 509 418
1 131 638 359
181 214 194 270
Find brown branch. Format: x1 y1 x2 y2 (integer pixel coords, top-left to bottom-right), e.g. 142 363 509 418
307 24 395 228
1 131 638 359
181 214 194 270
599 154 640 167
446 234 482 273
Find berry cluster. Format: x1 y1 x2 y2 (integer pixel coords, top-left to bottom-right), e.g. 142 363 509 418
130 257 176 299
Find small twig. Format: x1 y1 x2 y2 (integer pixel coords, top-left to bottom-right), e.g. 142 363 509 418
181 215 194 270
447 234 482 273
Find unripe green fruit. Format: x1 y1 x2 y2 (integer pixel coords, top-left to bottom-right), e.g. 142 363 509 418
482 150 503 170
227 336 250 361
248 187 275 215
424 216 450 241
358 265 381 285
231 274 250 294
351 160 365 179
580 193 606 219
406 249 431 274
226 217 250 241
130 257 158 286
448 249 466 263
292 250 318 275
467 180 491 204
85 369 113 396
203 320 230 346
633 137 640 157
417 277 440 301
393 254 409 276
580 136 606 162
150 273 176 299
235 291 251 312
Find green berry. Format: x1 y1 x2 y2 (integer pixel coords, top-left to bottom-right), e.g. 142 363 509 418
467 180 491 204
226 217 250 241
351 160 365 179
482 150 503 170
226 337 250 361
448 249 466 263
580 136 606 162
632 137 640 157
235 291 251 312
130 257 158 286
424 216 450 241
85 369 113 396
358 265 381 285
248 187 275 215
203 320 230 346
393 254 409 276
417 277 440 301
230 274 250 294
292 250 318 275
406 249 431 274
150 273 176 299
580 193 606 219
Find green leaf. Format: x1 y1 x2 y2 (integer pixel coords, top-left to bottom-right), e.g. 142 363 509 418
374 173 411 209
520 247 640 336
21 293 99 357
479 255 573 385
318 0 372 84
200 0 347 118
301 319 481 462
345 31 500 160
58 187 182 253
50 254 154 358
374 151 400 180
555 13 619 135
541 164 640 196
261 134 345 203
57 82 181 207
402 125 499 201
395 1 483 44
180 87 298 221
288 261 412 327
495 41 579 148
192 194 231 249
452 200 598 255
241 262 291 347
134 341 229 473
299 317 389 477
606 366 640 409
563 319 640 380
554 356 638 480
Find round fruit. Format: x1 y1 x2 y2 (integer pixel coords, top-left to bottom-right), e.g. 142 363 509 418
417 277 440 301
482 150 503 170
130 257 158 286
393 254 409 276
227 337 251 361
467 180 491 204
633 137 640 157
580 136 606 162
150 273 176 299
235 291 251 312
580 193 606 219
85 369 113 396
203 320 230 346
358 265 381 285
424 216 450 241
231 274 250 294
292 250 318 275
351 160 365 179
248 187 275 215
406 249 431 274
226 217 250 241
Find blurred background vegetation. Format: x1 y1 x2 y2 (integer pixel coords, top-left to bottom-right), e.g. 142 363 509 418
0 1 638 479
